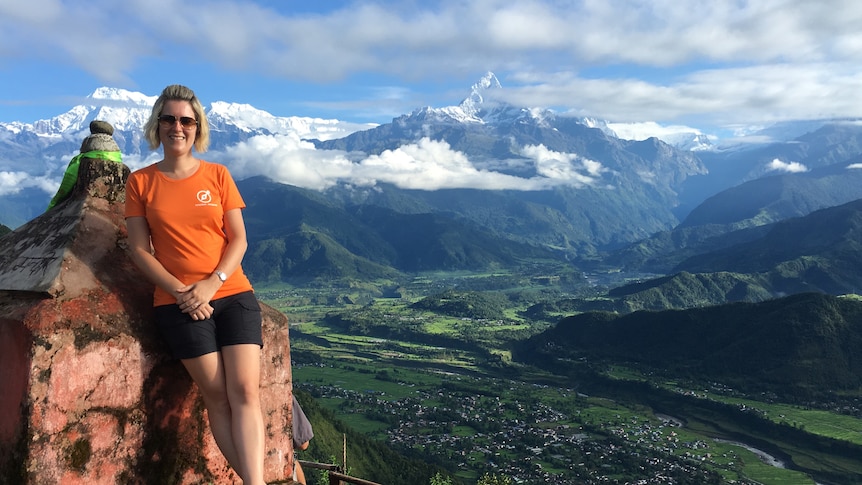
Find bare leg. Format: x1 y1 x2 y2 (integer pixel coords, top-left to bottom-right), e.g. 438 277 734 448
181 352 243 475
222 343 265 485
294 459 306 484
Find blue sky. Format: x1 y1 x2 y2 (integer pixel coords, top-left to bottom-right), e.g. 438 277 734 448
2 0 862 137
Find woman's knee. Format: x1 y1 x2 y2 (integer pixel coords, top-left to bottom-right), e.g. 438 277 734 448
221 344 262 405
227 379 261 406
181 355 230 405
199 384 231 411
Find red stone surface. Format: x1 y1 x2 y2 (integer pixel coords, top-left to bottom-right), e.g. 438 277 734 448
0 158 294 484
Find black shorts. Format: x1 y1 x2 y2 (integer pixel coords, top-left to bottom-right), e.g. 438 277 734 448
153 290 263 360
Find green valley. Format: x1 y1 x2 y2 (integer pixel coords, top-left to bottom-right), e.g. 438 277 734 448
259 271 862 484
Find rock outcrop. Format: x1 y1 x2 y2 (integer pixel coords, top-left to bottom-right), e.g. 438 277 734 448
0 124 294 484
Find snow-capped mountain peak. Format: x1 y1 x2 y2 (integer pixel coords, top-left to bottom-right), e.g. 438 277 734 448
410 72 716 150
400 72 508 125
88 87 156 107
208 101 274 133
398 72 553 129
25 88 156 135
460 71 502 118
207 100 375 140
0 86 373 169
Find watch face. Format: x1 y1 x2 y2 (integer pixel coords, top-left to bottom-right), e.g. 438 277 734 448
217 271 227 282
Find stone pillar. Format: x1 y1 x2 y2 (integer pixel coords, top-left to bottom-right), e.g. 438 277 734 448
0 134 293 484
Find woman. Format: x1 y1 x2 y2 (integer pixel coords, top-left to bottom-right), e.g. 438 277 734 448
125 84 265 485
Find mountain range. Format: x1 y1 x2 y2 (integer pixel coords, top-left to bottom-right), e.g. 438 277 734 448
4 73 862 303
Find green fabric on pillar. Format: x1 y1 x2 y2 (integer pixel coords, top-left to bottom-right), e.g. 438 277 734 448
46 150 123 211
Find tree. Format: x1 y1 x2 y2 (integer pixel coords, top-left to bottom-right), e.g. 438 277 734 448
476 473 513 485
429 471 453 485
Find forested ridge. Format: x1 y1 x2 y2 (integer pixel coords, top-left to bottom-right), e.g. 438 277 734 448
516 292 862 398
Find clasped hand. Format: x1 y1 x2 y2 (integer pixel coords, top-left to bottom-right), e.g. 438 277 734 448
176 279 219 321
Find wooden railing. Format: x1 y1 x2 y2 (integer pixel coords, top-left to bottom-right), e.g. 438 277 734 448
298 460 383 485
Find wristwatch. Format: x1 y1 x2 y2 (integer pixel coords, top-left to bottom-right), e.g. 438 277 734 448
214 270 228 283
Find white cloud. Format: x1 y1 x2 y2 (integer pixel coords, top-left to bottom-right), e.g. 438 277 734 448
218 135 602 192
4 1 862 129
606 121 703 142
354 139 527 190
501 63 862 126
222 134 354 191
123 153 161 173
520 145 604 186
767 158 809 173
0 171 55 196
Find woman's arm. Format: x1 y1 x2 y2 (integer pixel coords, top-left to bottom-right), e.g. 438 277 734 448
212 207 249 281
126 216 186 300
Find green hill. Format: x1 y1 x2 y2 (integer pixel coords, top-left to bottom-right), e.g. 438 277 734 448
677 198 862 295
515 292 862 398
239 176 562 283
346 204 557 271
606 271 774 311
245 230 400 284
566 197 862 313
610 160 862 273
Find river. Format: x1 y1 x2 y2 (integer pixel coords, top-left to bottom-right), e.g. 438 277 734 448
713 438 786 468
655 413 786 467
657 414 828 484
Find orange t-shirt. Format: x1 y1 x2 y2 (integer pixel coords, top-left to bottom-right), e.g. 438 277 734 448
125 160 254 307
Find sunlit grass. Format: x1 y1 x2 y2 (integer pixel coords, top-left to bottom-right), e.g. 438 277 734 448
726 398 862 445
607 364 862 446
719 443 816 485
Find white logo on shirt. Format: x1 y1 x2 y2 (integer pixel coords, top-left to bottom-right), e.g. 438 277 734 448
197 190 212 204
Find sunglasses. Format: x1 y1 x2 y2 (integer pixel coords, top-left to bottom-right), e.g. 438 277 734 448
158 115 198 127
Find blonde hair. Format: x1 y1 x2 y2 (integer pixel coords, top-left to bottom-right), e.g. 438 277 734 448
143 84 210 152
